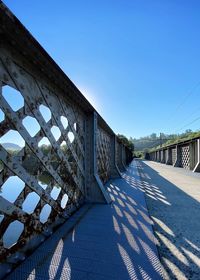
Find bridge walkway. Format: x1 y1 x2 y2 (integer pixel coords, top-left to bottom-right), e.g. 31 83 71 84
136 160 200 280
6 161 163 280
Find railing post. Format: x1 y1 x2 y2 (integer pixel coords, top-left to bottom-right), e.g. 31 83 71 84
166 148 172 165
157 150 159 162
125 147 132 165
121 145 127 169
158 150 161 162
174 145 181 167
85 112 111 203
163 149 167 164
110 135 121 177
189 142 195 170
118 142 126 171
193 139 200 172
160 150 162 162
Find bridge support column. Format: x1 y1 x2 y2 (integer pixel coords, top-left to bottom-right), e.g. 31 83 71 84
189 142 195 170
193 139 200 172
110 135 121 178
161 150 165 163
85 112 111 203
173 145 181 167
158 150 161 162
166 148 172 165
156 151 158 162
122 145 127 170
119 143 126 171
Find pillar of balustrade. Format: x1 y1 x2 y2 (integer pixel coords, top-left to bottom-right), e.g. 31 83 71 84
85 112 111 204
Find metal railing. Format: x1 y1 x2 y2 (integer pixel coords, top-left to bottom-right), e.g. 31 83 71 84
0 3 133 278
147 137 200 173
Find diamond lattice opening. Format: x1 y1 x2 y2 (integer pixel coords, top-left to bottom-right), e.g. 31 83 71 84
60 141 69 156
38 181 48 190
61 194 68 209
2 85 24 112
40 204 52 223
22 192 40 214
50 185 61 200
23 116 40 137
51 126 61 141
60 116 68 129
60 141 67 148
3 221 24 248
22 146 40 175
39 105 51 122
0 129 25 154
38 137 51 155
38 171 53 190
1 176 25 203
0 108 5 122
68 131 75 143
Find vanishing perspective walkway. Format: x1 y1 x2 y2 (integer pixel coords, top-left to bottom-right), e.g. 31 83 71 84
136 160 200 280
6 161 163 280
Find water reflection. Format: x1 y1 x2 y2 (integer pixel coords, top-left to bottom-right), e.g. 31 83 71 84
0 161 69 248
0 137 73 250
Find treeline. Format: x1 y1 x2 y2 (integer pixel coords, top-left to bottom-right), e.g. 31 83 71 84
117 134 135 151
133 130 200 152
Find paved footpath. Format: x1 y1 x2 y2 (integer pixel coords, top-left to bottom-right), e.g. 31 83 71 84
136 160 200 280
6 161 163 280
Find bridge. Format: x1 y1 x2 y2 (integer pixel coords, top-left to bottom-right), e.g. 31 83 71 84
0 3 200 280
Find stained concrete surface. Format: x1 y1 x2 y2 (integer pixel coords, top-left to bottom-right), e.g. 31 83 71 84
6 161 162 280
137 159 200 280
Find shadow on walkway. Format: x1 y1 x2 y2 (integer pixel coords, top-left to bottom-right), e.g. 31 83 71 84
6 161 163 280
135 159 200 280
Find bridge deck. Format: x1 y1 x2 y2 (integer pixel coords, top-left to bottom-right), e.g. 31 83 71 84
6 161 163 280
136 160 200 280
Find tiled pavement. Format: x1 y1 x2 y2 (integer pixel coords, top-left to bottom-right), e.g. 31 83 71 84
6 161 163 280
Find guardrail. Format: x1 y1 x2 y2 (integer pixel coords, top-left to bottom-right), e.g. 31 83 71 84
0 3 133 278
147 137 200 172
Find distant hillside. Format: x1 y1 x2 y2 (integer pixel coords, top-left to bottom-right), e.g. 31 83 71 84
133 133 170 151
1 143 22 150
133 130 200 152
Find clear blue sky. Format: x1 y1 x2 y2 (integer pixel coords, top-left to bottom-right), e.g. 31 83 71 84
3 0 200 139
